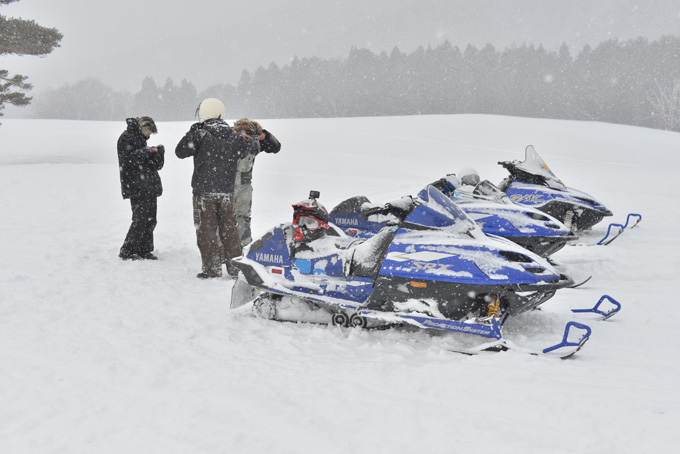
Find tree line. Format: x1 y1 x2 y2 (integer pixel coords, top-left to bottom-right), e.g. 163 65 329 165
29 36 680 132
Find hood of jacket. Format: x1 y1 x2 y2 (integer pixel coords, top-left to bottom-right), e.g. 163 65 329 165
201 118 234 140
125 118 147 141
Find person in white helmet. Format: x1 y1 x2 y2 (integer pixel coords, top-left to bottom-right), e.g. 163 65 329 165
175 98 254 279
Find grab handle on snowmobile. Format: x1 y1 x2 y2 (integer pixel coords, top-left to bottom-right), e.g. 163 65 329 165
361 205 390 218
572 294 621 320
623 213 642 230
542 321 592 354
597 223 624 245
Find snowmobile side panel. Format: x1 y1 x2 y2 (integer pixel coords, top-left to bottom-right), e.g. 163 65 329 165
359 310 503 339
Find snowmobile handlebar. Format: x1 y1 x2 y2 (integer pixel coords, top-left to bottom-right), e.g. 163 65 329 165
361 202 408 219
498 160 516 170
361 204 391 217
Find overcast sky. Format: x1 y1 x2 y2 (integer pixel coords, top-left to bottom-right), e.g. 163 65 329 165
3 0 680 94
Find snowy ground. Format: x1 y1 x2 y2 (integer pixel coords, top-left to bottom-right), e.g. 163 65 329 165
0 115 678 453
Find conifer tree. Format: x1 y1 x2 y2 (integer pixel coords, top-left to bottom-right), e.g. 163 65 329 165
0 0 62 119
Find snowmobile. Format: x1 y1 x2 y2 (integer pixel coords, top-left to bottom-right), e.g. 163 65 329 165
231 187 593 358
431 173 576 256
498 145 641 243
329 171 576 257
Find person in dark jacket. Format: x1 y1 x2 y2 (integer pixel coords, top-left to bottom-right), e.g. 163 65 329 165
175 98 252 279
232 118 281 247
117 116 164 260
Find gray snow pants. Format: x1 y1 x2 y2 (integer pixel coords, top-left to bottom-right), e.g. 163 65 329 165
234 181 253 247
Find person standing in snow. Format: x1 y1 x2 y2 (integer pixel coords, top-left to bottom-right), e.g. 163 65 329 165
117 116 164 261
231 118 281 247
175 98 252 279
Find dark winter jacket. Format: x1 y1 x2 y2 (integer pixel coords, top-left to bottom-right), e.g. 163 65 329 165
117 118 164 199
175 118 251 195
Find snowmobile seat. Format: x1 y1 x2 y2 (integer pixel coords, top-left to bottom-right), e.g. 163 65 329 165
329 196 371 217
347 227 397 279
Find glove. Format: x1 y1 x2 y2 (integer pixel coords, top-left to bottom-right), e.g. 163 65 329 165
155 144 165 154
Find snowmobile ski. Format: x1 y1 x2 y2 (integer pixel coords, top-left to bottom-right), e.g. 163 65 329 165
596 223 625 245
596 213 642 245
568 275 592 288
570 212 642 246
444 321 592 359
571 294 621 320
622 212 643 229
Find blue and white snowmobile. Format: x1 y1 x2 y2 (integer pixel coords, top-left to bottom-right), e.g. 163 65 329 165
498 145 641 244
231 187 592 358
329 168 576 257
429 171 576 257
329 170 575 257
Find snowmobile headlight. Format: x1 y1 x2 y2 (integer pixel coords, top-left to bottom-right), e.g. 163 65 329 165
575 196 598 206
525 212 550 222
498 251 533 263
524 267 545 274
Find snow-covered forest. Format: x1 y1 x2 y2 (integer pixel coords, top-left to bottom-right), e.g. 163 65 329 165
26 36 680 132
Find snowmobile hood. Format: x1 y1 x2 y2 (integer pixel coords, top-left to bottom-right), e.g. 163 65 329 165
374 186 564 286
452 199 571 237
379 228 562 286
446 179 572 237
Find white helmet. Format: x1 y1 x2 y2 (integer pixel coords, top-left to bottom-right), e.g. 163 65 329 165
196 98 226 123
458 167 480 186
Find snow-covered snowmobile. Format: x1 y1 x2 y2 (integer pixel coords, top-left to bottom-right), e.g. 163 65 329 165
329 169 575 257
231 187 592 357
429 171 576 256
498 145 642 237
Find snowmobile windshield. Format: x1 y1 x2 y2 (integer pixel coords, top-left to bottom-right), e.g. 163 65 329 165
472 180 507 200
515 146 566 190
409 186 478 236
